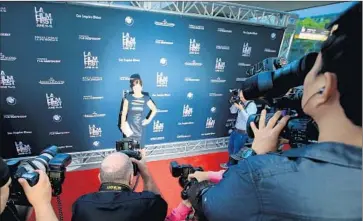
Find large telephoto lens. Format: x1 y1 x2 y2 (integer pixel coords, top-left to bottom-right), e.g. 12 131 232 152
17 145 59 173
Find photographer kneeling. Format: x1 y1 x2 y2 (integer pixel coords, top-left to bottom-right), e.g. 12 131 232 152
71 152 167 221
0 157 58 221
187 3 362 221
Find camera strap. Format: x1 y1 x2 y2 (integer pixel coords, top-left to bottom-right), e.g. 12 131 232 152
243 101 252 110
99 182 132 192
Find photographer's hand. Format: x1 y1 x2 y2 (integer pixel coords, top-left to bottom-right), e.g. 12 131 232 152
18 170 58 221
250 110 290 154
233 103 244 111
188 171 209 182
130 158 161 194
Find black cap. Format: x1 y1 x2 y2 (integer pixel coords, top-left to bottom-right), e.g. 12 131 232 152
129 74 141 82
0 157 10 187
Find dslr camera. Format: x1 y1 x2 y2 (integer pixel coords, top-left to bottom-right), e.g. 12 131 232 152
6 145 72 206
115 138 142 176
228 89 240 104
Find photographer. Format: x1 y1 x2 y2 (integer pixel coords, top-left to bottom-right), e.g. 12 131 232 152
0 157 58 221
191 3 362 220
221 89 257 168
71 152 167 221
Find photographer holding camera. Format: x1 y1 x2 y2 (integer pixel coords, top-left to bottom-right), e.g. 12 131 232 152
0 157 58 221
221 89 257 168
71 152 167 221
187 3 362 221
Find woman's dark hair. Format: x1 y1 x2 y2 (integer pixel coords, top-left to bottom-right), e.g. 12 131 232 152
130 78 142 89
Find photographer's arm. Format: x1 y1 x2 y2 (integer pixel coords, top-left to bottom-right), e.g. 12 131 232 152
230 104 238 114
188 170 226 184
130 158 161 194
165 200 192 221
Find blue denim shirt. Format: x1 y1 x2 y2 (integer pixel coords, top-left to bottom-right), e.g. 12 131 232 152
202 142 362 221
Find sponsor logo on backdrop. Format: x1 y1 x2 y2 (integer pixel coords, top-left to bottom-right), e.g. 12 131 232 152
182 105 193 117
93 141 100 147
84 52 99 69
76 13 101 20
0 33 11 37
238 62 251 67
189 24 204 30
236 77 247 82
189 39 200 55
82 76 103 81
58 145 73 149
89 125 102 137
118 58 140 63
153 120 164 132
206 117 216 128
6 96 16 105
211 77 226 83
184 60 202 67
264 48 277 53
242 43 252 57
122 32 136 50
215 58 225 72
184 77 200 82
150 137 165 141
0 7 6 13
187 92 193 100
46 93 62 109
49 131 70 136
83 112 106 118
156 72 168 87
217 28 232 33
35 36 58 42
242 31 258 35
83 95 104 100
155 39 174 45
157 109 168 113
0 53 16 61
211 107 216 113
120 76 131 81
39 77 64 85
216 45 230 50
154 19 175 27
37 58 61 63
3 114 27 119
35 7 53 28
8 131 32 135
15 142 31 155
201 132 216 136
177 135 191 139
178 122 194 126
79 35 101 41
209 93 223 97
52 114 62 123
271 32 276 40
125 16 134 26
152 93 171 97
0 71 15 89
160 58 167 66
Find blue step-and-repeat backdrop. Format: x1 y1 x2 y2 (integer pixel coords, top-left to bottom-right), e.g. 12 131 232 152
0 2 284 158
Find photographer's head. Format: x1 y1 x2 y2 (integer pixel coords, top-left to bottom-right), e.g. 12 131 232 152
99 152 134 187
0 158 11 214
239 90 247 103
302 2 362 143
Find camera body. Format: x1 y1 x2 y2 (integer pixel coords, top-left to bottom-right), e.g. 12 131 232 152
115 138 142 176
229 89 240 105
6 145 72 206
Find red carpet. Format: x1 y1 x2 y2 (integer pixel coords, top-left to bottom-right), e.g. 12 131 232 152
29 151 228 221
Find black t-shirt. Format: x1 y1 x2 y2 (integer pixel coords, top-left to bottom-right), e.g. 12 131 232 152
0 203 20 221
71 190 167 221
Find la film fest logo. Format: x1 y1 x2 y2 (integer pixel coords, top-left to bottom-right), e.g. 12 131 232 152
206 117 216 129
242 42 252 57
122 32 136 50
154 19 175 27
46 93 62 109
34 7 53 28
156 72 168 87
125 16 134 26
182 104 193 117
39 77 65 85
6 96 16 105
15 142 32 155
215 58 225 72
0 53 17 61
187 92 193 100
153 120 164 133
89 124 102 137
0 70 15 89
189 39 200 55
52 114 62 123
84 51 99 69
160 58 168 66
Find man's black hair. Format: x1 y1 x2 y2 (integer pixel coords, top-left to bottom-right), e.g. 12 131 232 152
320 2 362 126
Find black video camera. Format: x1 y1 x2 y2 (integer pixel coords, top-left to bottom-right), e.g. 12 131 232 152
229 89 240 104
240 52 319 147
6 145 71 206
115 138 142 176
